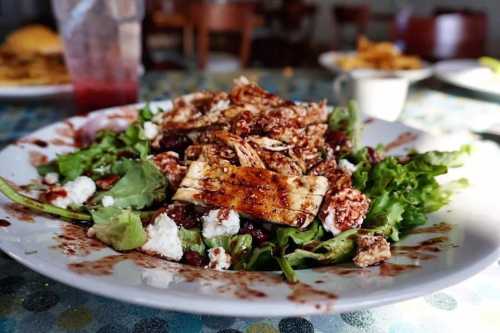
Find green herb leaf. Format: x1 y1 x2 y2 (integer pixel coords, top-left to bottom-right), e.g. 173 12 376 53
179 227 206 255
91 208 147 251
93 160 167 210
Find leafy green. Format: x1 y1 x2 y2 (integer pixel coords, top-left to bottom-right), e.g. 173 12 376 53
93 160 167 210
204 234 253 268
118 123 150 159
328 101 361 151
353 146 469 240
91 208 147 251
245 243 277 271
285 229 358 268
276 220 324 248
179 227 206 255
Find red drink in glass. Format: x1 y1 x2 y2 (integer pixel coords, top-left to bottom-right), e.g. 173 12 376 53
52 0 144 114
73 79 139 114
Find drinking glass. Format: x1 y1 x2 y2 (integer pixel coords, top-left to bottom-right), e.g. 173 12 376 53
52 0 144 114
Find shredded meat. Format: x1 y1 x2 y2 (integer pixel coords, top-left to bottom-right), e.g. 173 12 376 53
353 234 391 267
152 151 187 189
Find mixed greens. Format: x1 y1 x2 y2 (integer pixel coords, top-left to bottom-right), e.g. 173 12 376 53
0 85 469 283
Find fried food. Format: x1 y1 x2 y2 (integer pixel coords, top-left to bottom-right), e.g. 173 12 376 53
337 36 422 71
0 25 70 86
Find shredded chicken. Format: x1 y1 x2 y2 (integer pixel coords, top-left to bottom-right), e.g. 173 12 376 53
152 151 187 189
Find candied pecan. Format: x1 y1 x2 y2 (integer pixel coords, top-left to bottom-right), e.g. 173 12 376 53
319 188 370 235
353 234 391 268
152 151 187 189
309 160 352 193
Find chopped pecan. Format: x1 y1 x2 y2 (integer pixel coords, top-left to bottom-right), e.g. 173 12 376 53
152 151 187 189
319 188 370 235
353 234 391 268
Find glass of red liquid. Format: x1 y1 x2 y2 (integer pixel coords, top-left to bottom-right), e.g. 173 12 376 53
52 0 144 114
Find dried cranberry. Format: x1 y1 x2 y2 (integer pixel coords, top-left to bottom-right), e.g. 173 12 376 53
240 220 270 246
183 250 207 267
166 204 200 229
95 175 120 190
325 130 352 155
158 134 192 156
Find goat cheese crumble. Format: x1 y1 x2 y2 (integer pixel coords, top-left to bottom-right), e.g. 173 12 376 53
44 172 59 185
51 176 96 209
141 213 183 261
338 159 357 174
144 121 160 140
207 247 231 270
202 208 240 239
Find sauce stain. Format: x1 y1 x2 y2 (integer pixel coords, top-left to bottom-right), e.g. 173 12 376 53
2 203 35 222
28 151 48 167
379 262 419 277
49 138 75 147
0 219 11 227
392 236 453 260
287 281 337 312
385 132 418 152
408 222 453 234
53 224 106 256
17 138 48 148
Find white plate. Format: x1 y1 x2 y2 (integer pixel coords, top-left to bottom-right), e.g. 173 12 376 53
0 102 499 317
0 84 73 98
434 59 500 97
319 51 433 82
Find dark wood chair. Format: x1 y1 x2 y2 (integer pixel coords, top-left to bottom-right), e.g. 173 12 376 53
394 12 488 60
142 0 193 69
190 2 258 70
332 4 371 49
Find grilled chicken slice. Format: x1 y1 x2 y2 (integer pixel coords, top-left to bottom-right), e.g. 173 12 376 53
173 162 328 228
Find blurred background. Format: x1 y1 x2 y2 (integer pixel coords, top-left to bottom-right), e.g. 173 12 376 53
0 0 495 71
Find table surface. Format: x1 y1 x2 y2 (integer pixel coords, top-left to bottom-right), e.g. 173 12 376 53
1 70 500 333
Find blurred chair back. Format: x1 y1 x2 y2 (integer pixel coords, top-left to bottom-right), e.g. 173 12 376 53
395 12 487 60
190 2 256 69
332 4 371 49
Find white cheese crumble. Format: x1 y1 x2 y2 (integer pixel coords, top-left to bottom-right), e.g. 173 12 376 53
143 121 160 140
207 247 231 270
44 172 59 185
86 227 96 238
338 159 357 174
202 209 240 239
141 213 183 261
323 208 342 235
101 195 114 207
51 176 96 209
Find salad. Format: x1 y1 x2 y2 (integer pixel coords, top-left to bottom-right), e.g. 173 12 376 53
0 77 468 283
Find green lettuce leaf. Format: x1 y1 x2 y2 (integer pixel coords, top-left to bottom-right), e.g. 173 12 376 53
245 243 277 271
93 160 167 210
276 220 324 248
91 208 147 251
179 227 206 255
204 234 253 268
328 101 361 151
